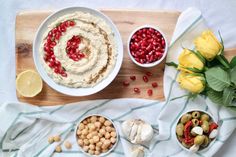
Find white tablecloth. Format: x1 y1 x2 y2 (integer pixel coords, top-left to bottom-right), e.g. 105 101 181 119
1 0 236 156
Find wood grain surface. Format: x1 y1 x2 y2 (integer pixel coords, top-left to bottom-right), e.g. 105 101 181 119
15 9 236 106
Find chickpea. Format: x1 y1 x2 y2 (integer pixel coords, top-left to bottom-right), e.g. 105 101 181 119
83 139 89 145
86 118 91 123
99 117 106 123
99 129 106 135
201 114 210 122
106 126 112 132
93 136 100 143
87 133 92 139
53 135 61 142
95 150 100 155
104 120 112 126
48 136 54 144
88 150 95 155
88 123 96 131
89 144 95 150
192 111 200 119
100 137 106 142
110 131 117 138
91 131 98 136
83 119 88 125
98 133 103 138
77 129 82 136
105 132 111 139
104 139 111 147
80 134 86 139
89 139 95 144
110 137 116 144
94 122 101 128
91 116 97 123
55 145 62 152
102 149 108 153
79 123 85 130
64 141 72 149
96 146 101 151
83 145 89 152
78 139 83 146
97 141 103 147
82 129 88 135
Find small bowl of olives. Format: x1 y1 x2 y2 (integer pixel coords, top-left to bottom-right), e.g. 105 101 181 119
75 114 119 156
175 110 219 153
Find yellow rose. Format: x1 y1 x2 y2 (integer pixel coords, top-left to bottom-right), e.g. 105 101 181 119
177 72 205 94
194 30 223 61
178 49 204 73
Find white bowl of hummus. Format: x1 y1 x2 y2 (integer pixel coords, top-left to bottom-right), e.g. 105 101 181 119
33 7 123 96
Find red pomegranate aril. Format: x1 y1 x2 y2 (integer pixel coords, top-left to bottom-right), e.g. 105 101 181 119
130 76 136 81
123 80 130 87
49 61 55 68
65 20 70 27
134 87 140 93
152 82 158 88
54 67 60 73
51 55 55 59
146 72 152 77
143 75 148 82
61 72 67 77
147 89 153 96
69 21 75 26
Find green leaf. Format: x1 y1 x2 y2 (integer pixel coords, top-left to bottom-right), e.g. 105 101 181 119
223 87 235 106
166 62 178 68
205 67 231 91
207 89 223 104
230 66 236 85
230 56 236 68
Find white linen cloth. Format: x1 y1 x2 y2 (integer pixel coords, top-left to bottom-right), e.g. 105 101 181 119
0 8 236 157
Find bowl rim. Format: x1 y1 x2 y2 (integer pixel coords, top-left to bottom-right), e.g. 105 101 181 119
174 109 218 153
33 6 123 96
127 24 168 68
74 114 119 157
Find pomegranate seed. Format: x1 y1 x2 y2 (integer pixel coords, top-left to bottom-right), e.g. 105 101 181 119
61 72 67 77
123 80 130 87
134 88 140 93
130 76 136 81
54 67 60 73
146 71 152 77
65 20 70 27
52 28 58 34
152 82 158 88
147 89 153 96
49 61 54 68
143 75 148 82
69 21 75 26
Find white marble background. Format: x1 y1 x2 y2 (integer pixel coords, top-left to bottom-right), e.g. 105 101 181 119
0 0 236 156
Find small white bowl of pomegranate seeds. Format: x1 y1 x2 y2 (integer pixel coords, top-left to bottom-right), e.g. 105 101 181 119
128 25 168 67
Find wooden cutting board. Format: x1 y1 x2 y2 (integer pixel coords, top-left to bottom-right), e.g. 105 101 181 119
15 9 236 106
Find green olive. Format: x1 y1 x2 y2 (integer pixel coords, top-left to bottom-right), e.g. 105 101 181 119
201 135 210 147
192 111 200 119
194 135 205 145
180 114 192 124
176 123 184 136
201 121 209 133
177 136 184 142
192 118 199 126
200 114 210 122
182 141 191 148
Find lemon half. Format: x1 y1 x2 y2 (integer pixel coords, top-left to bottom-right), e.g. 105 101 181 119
16 70 43 97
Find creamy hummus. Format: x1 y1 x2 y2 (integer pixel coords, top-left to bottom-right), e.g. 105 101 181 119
40 12 117 88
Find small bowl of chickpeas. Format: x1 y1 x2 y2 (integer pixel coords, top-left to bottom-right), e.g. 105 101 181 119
75 114 119 156
175 110 219 153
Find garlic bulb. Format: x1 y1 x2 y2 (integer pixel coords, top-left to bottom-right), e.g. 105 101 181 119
130 146 144 157
189 144 199 153
209 129 218 139
121 119 153 144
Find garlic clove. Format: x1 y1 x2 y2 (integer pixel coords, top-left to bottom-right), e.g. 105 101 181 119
130 146 144 157
209 129 218 139
140 123 153 142
189 144 199 153
191 126 203 136
121 120 134 138
130 123 139 143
